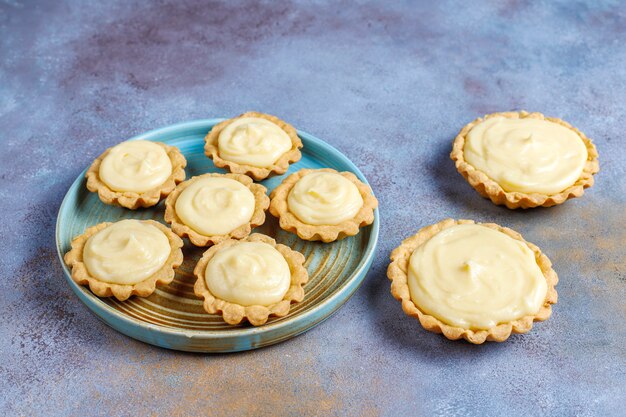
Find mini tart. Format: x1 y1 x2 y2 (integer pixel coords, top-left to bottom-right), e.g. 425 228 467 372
86 141 187 209
193 233 309 326
269 168 378 242
204 111 303 180
63 220 184 301
164 172 270 247
387 219 558 344
450 111 599 209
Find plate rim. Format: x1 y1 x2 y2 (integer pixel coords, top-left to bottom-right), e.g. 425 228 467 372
55 118 380 346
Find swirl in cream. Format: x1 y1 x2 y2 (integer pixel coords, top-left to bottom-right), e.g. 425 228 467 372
464 117 588 194
99 140 172 192
408 224 548 330
217 117 292 168
83 220 170 285
287 172 363 225
175 177 255 236
205 242 291 306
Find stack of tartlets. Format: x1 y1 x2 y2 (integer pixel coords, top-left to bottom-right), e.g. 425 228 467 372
65 112 378 326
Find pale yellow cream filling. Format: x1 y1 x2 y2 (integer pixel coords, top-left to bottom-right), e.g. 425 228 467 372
83 219 170 285
99 140 172 192
464 117 588 194
175 177 255 236
217 117 292 168
287 172 363 226
408 224 547 330
205 242 291 306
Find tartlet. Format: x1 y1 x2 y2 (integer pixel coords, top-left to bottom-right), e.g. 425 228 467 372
269 168 378 242
387 218 558 344
86 140 187 209
64 219 184 301
164 172 270 247
204 111 303 180
450 111 599 209
193 233 309 326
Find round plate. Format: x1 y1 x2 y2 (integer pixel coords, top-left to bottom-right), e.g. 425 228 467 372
55 119 379 352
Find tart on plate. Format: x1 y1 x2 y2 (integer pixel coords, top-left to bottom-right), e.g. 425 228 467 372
387 218 558 344
193 233 309 326
64 219 184 301
204 111 303 181
86 140 187 209
450 111 599 209
164 172 270 247
269 168 378 242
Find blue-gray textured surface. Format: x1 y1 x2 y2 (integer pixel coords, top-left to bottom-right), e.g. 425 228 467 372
1 1 625 416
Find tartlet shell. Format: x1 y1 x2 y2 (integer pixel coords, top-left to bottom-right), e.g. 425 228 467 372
193 233 309 326
269 168 378 242
204 111 303 181
164 172 270 247
450 111 599 209
63 220 184 301
387 218 558 344
86 142 187 209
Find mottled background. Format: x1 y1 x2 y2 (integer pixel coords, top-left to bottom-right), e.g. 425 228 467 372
1 0 624 416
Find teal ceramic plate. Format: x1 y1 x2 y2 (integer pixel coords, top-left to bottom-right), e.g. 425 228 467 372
56 119 379 352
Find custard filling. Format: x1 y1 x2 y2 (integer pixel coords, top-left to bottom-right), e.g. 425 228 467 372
217 117 292 168
287 172 363 225
99 140 172 192
175 177 255 236
83 219 170 285
205 242 291 306
408 224 547 330
464 117 587 194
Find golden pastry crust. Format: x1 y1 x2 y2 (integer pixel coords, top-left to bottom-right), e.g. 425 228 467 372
204 111 303 180
86 141 187 210
193 233 309 326
269 168 378 242
164 172 270 247
387 218 558 344
450 111 599 209
63 220 184 301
